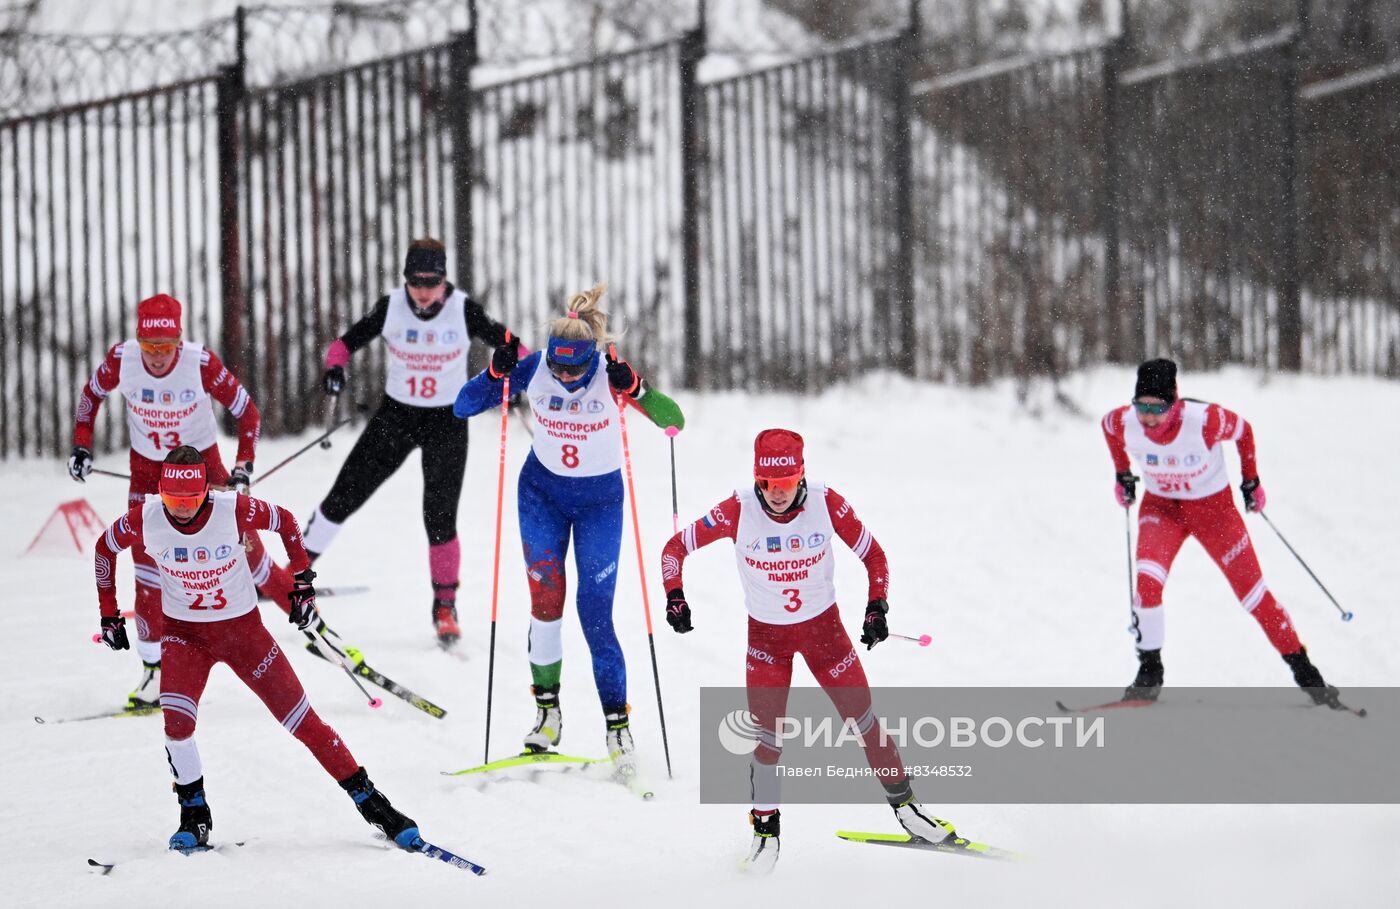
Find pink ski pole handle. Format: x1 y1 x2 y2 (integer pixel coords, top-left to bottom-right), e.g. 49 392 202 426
889 632 932 647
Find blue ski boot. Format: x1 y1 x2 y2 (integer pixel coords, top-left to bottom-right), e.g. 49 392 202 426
340 767 421 850
169 778 212 851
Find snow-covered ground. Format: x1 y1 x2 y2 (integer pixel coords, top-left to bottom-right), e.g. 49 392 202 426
3 366 1397 906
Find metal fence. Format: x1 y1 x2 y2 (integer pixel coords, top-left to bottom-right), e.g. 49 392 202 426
3 5 1399 459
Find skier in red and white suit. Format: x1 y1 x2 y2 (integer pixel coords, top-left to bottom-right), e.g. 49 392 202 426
661 428 986 867
1104 358 1343 707
93 446 423 852
68 294 298 709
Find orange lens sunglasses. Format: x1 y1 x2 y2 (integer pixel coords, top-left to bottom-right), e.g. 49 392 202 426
139 339 179 355
160 490 206 511
756 474 802 493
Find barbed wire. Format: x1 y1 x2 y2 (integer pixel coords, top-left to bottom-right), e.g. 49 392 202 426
0 0 466 118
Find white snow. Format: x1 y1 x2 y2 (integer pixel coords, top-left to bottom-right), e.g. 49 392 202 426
3 366 1397 905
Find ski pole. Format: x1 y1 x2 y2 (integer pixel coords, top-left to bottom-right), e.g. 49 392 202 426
889 632 932 647
1123 492 1137 636
338 662 384 709
320 388 338 451
484 371 511 763
610 345 673 779
91 467 132 481
666 426 680 534
252 405 364 487
1256 511 1354 621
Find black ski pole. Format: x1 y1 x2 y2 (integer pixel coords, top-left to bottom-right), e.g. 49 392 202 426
91 467 132 481
252 405 364 487
667 427 680 534
1257 511 1354 622
1123 497 1137 636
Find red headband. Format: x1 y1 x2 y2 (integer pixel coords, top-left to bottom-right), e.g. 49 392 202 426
160 462 207 497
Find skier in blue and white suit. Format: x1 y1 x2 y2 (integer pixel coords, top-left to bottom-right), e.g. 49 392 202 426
453 283 684 770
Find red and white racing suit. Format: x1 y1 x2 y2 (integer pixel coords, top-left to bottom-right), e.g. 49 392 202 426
662 482 906 810
95 492 358 785
1102 400 1301 654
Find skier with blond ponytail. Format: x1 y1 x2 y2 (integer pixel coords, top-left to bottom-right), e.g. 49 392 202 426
453 284 684 771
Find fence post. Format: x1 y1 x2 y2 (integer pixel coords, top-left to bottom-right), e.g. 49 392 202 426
889 2 920 376
1276 1 1308 372
677 8 706 389
1101 0 1129 363
217 6 248 426
449 8 477 296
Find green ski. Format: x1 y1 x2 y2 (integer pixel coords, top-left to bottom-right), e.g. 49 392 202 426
441 751 608 776
836 830 1022 862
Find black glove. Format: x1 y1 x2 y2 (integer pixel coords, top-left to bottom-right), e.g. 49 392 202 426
1115 470 1137 507
323 365 345 396
100 615 130 651
229 464 252 494
489 332 518 380
288 568 318 630
1240 477 1265 513
859 599 889 651
68 446 92 482
665 588 692 634
605 350 642 397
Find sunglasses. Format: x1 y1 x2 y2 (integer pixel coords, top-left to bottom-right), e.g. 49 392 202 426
160 490 207 512
139 340 179 355
757 475 803 493
547 358 587 378
406 274 445 289
1133 400 1173 415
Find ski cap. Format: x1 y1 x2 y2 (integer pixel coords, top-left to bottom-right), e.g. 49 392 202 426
159 461 208 511
403 245 447 278
1135 358 1178 402
754 428 804 481
136 294 182 340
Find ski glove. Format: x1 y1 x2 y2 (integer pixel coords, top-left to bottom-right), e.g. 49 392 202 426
288 568 319 630
665 588 693 634
229 465 252 495
860 599 889 650
488 332 518 380
323 365 345 396
68 446 92 482
1114 471 1137 508
100 615 130 651
1241 477 1266 513
605 351 643 397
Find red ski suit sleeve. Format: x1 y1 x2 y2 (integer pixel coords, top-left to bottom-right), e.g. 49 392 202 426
73 344 261 463
95 496 308 618
660 488 890 602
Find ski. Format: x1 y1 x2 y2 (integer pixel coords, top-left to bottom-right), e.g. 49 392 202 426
260 585 369 602
87 840 247 871
414 838 487 875
1054 698 1156 714
35 705 160 725
302 637 448 719
613 764 656 800
442 751 608 776
836 830 1022 862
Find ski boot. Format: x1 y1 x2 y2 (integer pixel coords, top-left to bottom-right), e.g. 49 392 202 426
523 685 562 753
604 705 637 776
1283 647 1343 709
127 660 161 712
340 766 422 850
169 778 212 851
1122 648 1163 702
740 809 780 873
893 797 957 845
432 583 460 648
